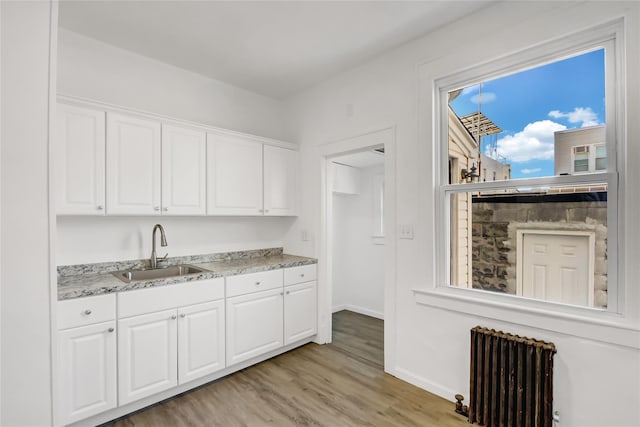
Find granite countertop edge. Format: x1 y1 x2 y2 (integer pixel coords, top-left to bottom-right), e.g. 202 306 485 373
58 254 317 301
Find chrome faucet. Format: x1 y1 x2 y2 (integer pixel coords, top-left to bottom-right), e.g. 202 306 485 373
150 224 168 269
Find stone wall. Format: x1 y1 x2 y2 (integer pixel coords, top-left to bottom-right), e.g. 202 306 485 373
471 194 608 307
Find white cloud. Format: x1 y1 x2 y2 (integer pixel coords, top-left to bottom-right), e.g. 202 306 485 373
495 120 567 163
521 168 542 175
548 107 600 127
461 85 478 95
470 92 497 104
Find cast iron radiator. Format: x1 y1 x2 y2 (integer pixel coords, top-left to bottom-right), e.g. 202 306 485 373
469 326 557 426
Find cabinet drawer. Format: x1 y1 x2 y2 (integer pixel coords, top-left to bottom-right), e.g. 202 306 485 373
284 264 317 286
58 294 116 330
118 278 224 318
226 269 283 298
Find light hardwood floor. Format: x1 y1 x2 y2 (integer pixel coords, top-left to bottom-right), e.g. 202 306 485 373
105 310 467 427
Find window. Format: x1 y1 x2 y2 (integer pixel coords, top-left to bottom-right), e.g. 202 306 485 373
436 24 620 312
573 146 590 172
595 144 607 170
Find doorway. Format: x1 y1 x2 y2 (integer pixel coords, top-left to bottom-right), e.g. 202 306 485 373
318 126 395 371
330 150 385 319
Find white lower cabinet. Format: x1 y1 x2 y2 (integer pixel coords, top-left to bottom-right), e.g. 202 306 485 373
226 288 284 366
178 300 226 384
284 281 317 345
118 309 178 406
56 266 317 424
115 279 226 406
58 321 117 425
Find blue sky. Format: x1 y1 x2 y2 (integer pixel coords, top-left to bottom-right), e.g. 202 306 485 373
449 49 605 179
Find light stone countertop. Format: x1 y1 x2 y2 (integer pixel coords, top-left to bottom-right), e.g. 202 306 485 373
57 249 317 301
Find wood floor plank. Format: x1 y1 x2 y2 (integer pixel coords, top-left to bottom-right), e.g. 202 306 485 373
104 310 467 427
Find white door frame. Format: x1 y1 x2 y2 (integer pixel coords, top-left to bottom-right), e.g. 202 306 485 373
516 229 596 306
317 125 396 372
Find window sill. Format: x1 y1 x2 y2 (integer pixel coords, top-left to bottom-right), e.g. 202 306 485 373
413 286 640 349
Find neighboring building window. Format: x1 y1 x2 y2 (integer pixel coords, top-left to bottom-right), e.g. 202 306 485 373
573 145 590 172
437 24 620 311
595 144 607 170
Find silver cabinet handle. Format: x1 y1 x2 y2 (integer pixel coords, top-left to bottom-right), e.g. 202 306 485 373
154 206 161 211
108 327 115 333
171 315 177 320
258 209 264 213
163 207 168 212
286 291 290 295
300 273 305 277
280 292 284 296
97 205 104 210
265 209 269 213
255 281 261 285
83 309 92 315
180 313 186 318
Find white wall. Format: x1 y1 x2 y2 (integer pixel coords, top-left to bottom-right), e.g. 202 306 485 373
58 28 286 140
1 1 54 425
332 165 384 318
283 2 640 426
57 216 295 265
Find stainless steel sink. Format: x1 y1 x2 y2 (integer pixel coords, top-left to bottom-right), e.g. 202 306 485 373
112 264 208 283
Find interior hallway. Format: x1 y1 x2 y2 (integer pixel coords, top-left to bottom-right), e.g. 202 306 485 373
106 311 466 426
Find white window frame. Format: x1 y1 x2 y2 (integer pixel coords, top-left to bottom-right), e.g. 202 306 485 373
432 22 624 315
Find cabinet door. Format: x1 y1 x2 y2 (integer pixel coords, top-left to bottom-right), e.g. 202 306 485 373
207 133 263 215
58 321 116 425
226 288 283 366
55 104 106 215
284 281 317 345
106 113 161 215
178 300 225 384
161 124 206 215
263 145 297 216
118 310 178 405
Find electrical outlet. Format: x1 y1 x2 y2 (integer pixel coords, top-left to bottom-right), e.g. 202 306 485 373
301 230 309 241
399 224 414 239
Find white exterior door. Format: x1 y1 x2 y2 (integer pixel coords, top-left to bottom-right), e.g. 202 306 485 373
207 133 263 215
263 145 297 216
226 288 283 366
55 104 106 215
519 231 594 306
58 321 117 425
284 281 317 345
161 124 207 215
118 310 178 405
106 112 161 215
177 300 225 384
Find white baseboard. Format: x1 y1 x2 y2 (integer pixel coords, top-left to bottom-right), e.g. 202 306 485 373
390 366 457 403
332 304 384 320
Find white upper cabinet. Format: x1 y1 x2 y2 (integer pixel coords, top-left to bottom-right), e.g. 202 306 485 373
263 145 297 216
55 104 106 215
207 133 263 215
161 124 207 215
106 113 161 215
56 99 298 217
207 132 298 216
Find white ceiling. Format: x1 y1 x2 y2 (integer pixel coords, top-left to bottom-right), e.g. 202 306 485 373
333 150 384 169
59 1 494 99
